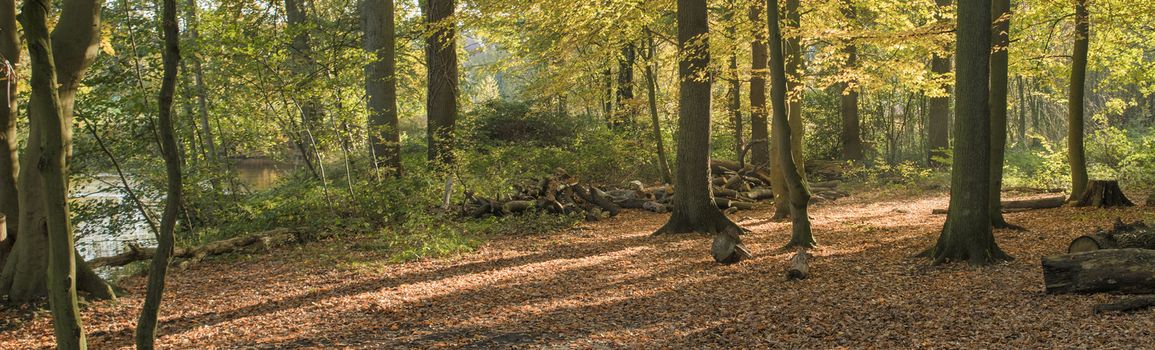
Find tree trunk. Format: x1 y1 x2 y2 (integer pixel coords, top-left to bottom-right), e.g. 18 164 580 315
23 0 88 346
1043 249 1155 294
424 0 458 165
729 54 743 161
616 43 636 126
770 0 807 221
655 0 748 265
642 31 672 184
989 0 1013 228
922 0 1010 265
839 0 863 162
0 0 20 266
284 0 324 175
1 0 115 303
1016 75 1028 149
364 0 402 176
1073 180 1134 208
184 0 216 163
1068 0 1089 199
748 1 770 167
136 0 182 346
768 0 814 249
927 0 952 166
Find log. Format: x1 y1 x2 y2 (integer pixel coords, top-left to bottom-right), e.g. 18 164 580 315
1068 234 1119 253
1042 248 1155 294
643 201 669 213
587 186 621 217
932 195 1066 214
502 200 535 215
787 247 811 280
712 160 774 187
744 189 775 201
1068 220 1155 253
88 228 299 268
1074 180 1134 208
1094 295 1155 314
711 226 752 264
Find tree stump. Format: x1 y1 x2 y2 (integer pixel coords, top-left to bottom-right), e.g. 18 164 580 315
1042 248 1155 294
1073 180 1134 208
786 247 811 280
1067 220 1155 253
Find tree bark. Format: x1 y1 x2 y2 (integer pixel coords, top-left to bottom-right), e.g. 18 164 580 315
184 0 216 163
364 0 402 176
654 0 748 264
0 0 20 265
770 0 807 220
642 31 672 184
768 0 814 249
748 1 770 167
922 0 1010 265
136 0 182 346
989 0 1013 228
1043 249 1155 295
23 0 88 346
839 0 863 161
1068 0 1089 199
284 0 324 177
616 43 636 126
927 0 952 166
424 0 459 165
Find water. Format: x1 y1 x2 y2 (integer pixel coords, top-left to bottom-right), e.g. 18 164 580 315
74 159 288 262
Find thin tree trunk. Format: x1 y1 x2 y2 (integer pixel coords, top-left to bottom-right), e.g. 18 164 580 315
1068 0 1089 199
922 0 1010 265
927 0 952 165
617 43 636 127
989 0 1014 228
364 0 402 176
185 0 216 162
839 0 863 161
771 0 807 220
748 1 770 167
136 0 182 345
424 0 458 165
643 31 672 184
768 0 814 249
0 0 20 265
1017 75 1027 149
23 0 88 346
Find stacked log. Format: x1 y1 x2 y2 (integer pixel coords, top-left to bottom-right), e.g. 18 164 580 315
1067 220 1155 253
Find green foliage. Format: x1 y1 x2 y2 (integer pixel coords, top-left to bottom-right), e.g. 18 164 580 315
465 99 579 146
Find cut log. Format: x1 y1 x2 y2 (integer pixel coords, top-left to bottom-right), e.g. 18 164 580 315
643 201 669 213
711 226 752 264
1068 234 1119 253
1094 295 1155 314
744 189 775 201
1067 220 1155 254
712 160 774 186
933 195 1066 214
1074 180 1135 208
1042 248 1155 294
787 247 811 280
502 200 535 215
88 228 300 268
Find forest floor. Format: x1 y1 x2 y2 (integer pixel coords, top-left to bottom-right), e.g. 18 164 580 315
2 190 1154 349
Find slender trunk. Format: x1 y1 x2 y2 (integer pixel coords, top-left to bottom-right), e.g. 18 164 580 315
923 0 1010 265
748 1 770 167
928 0 952 165
364 0 402 176
724 7 742 160
424 0 458 165
989 0 1013 228
771 0 806 219
23 0 88 346
136 0 181 346
617 43 636 127
185 0 216 162
285 0 324 175
839 0 863 161
0 0 20 264
1068 0 1089 198
643 31 672 184
768 0 814 249
1017 75 1027 149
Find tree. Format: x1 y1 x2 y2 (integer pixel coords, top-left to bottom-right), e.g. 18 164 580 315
767 0 814 250
184 0 218 163
1 0 115 303
748 0 770 167
23 0 88 346
0 0 20 265
425 0 459 165
989 0 1015 228
1068 0 1089 199
642 30 672 184
769 0 807 221
364 0 402 176
654 0 749 265
839 0 863 162
928 0 952 166
616 43 636 127
922 0 1011 265
284 0 324 179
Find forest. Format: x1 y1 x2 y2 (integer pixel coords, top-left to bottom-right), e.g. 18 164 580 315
1 0 1154 348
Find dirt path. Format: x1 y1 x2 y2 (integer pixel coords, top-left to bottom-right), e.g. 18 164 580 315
3 194 1153 349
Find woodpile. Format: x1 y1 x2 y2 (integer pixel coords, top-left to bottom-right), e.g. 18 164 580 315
1044 220 1155 314
1067 220 1155 253
461 165 849 222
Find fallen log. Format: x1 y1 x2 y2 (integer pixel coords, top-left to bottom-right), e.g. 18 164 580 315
712 160 774 187
744 189 775 201
1042 248 1155 294
711 226 752 264
88 228 300 268
787 247 811 280
1068 220 1155 253
1094 295 1155 314
933 195 1066 214
1074 180 1134 208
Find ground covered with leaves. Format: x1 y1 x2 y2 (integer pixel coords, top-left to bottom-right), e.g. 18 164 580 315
3 191 1154 349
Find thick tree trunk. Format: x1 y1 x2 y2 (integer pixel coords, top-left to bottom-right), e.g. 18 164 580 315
424 0 459 165
655 0 748 265
642 31 672 184
136 0 182 346
23 0 88 346
1068 0 1089 199
0 0 20 265
768 0 814 249
989 0 1013 228
927 0 952 166
1043 249 1155 295
616 43 636 126
839 0 863 162
364 0 402 176
922 0 1010 265
1073 180 1134 208
748 2 770 167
